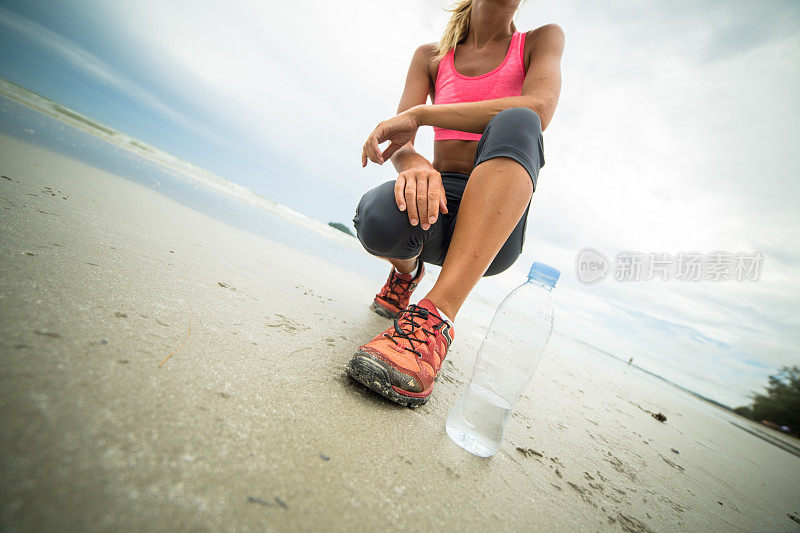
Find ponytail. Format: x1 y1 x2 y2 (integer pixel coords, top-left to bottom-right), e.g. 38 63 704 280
434 0 473 60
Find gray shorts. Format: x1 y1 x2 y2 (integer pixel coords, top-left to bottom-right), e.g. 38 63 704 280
353 107 544 277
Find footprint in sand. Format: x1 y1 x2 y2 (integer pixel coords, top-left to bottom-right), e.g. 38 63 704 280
265 314 309 333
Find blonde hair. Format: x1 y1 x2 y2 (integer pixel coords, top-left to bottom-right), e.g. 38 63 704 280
435 1 522 60
434 0 473 60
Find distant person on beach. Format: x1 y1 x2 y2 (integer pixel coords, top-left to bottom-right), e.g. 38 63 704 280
348 0 564 407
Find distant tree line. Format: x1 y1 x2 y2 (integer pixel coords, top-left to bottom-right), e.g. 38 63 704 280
328 222 355 237
734 366 799 437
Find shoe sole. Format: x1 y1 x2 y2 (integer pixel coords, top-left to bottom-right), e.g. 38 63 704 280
371 300 399 319
346 352 429 408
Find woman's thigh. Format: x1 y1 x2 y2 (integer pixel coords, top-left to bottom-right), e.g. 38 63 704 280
441 200 529 277
353 180 448 261
353 174 529 276
435 172 528 276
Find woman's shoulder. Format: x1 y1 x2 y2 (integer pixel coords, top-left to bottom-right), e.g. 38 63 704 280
524 23 565 41
415 42 439 56
524 24 565 51
413 42 442 80
523 24 565 66
414 42 440 65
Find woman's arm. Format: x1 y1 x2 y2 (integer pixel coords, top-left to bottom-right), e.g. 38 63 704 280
415 24 565 132
385 44 437 172
361 43 435 169
362 25 565 166
361 43 448 230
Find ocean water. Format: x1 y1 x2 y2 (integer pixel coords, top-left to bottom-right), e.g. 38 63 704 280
0 79 385 281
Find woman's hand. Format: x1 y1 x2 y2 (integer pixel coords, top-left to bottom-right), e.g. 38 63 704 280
394 166 448 230
361 108 423 167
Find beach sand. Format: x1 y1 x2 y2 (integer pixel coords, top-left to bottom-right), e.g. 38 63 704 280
1 133 799 532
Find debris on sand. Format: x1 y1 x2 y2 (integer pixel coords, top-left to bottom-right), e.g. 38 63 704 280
659 454 685 472
628 401 668 423
158 311 192 368
34 329 60 338
248 496 288 509
516 447 543 458
671 448 679 454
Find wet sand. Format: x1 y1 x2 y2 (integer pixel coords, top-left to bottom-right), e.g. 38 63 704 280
1 134 799 531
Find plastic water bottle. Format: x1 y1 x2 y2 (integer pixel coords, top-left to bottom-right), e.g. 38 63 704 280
446 262 559 457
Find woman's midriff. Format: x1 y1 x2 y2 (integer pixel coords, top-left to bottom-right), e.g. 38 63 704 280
432 139 479 175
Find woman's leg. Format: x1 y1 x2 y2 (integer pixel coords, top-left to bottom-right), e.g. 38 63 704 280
347 161 531 406
347 108 543 406
353 180 451 316
353 180 447 264
424 157 532 319
382 255 419 274
425 107 544 320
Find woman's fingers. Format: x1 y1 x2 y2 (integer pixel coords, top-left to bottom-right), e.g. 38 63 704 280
416 177 429 230
404 175 418 225
364 134 381 165
394 174 407 211
361 124 385 165
371 135 383 164
393 170 445 228
362 138 377 166
362 113 423 166
381 141 403 163
426 179 440 226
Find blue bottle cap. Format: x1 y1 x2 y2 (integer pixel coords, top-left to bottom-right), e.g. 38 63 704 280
528 262 560 287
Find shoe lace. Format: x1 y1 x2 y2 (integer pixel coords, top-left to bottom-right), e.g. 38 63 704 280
383 304 446 358
379 271 413 308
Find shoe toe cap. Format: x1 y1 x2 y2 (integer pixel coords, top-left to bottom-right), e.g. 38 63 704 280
352 347 424 393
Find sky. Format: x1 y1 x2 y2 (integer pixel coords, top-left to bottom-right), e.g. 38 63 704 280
0 0 798 407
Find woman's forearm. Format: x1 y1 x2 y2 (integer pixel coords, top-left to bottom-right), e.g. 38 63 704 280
391 142 436 173
412 96 552 133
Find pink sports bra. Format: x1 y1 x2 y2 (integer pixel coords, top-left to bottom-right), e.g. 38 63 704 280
433 31 527 142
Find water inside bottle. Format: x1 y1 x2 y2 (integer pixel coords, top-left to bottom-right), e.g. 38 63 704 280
445 384 512 457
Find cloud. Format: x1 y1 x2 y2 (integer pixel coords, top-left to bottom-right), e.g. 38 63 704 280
0 5 229 147
506 0 800 405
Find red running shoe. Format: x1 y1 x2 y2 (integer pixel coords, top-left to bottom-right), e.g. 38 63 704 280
348 298 454 407
371 262 425 319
